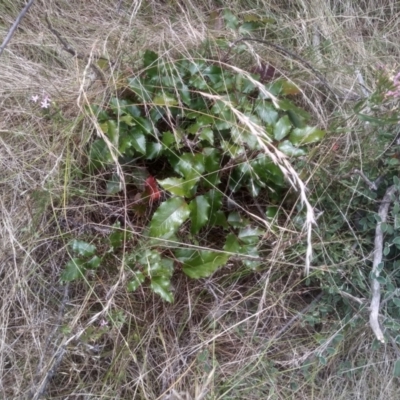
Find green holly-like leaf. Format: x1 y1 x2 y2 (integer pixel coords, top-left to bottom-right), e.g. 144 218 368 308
127 77 153 103
227 212 249 228
149 197 190 238
230 125 256 150
223 9 239 30
223 234 261 269
127 271 145 292
146 142 163 159
199 127 214 145
394 360 400 377
153 93 178 107
273 115 292 141
86 255 102 269
182 250 229 279
131 116 153 135
221 140 244 158
289 126 326 145
255 102 279 125
174 153 205 180
238 226 265 245
139 249 174 278
151 276 174 303
109 227 130 250
143 50 159 78
106 173 121 194
278 140 306 156
224 233 241 252
203 147 221 186
158 177 198 197
70 240 96 257
129 131 147 155
189 195 211 234
177 82 191 105
100 120 119 147
211 100 236 129
61 258 85 282
89 139 113 169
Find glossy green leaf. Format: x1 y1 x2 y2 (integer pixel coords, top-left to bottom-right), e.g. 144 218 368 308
129 131 147 155
151 276 174 302
89 139 113 169
203 148 220 171
131 116 153 135
127 77 153 102
139 249 174 277
182 250 229 279
125 104 141 117
143 50 159 78
278 140 306 156
239 21 263 34
209 210 228 228
273 115 292 141
221 140 244 157
224 233 241 252
255 102 279 125
227 212 249 228
127 271 145 292
106 173 121 194
158 177 197 197
393 360 400 377
199 127 214 145
162 131 177 147
189 195 211 234
238 226 264 245
231 122 259 150
203 65 225 84
153 93 178 107
86 255 102 269
174 153 205 180
178 83 191 105
358 113 399 125
212 100 236 129
70 240 96 257
279 80 300 95
120 114 134 126
250 155 286 188
61 258 85 282
392 237 400 246
289 126 326 145
100 120 118 147
236 74 256 93
287 109 305 128
109 98 124 115
109 227 127 250
91 104 109 122
223 9 239 30
149 197 190 238
146 142 163 159
189 74 209 90
205 189 223 214
266 206 279 220
202 147 221 186
241 244 262 269
174 248 197 263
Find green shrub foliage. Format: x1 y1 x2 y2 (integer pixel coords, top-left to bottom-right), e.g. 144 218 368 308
63 48 325 302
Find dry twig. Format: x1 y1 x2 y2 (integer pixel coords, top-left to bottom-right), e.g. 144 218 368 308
0 0 36 57
370 185 398 342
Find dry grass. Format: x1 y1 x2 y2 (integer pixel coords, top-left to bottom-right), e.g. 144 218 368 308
1 0 400 399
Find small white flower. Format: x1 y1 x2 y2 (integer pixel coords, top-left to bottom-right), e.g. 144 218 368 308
99 319 108 327
40 96 51 109
31 95 39 103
